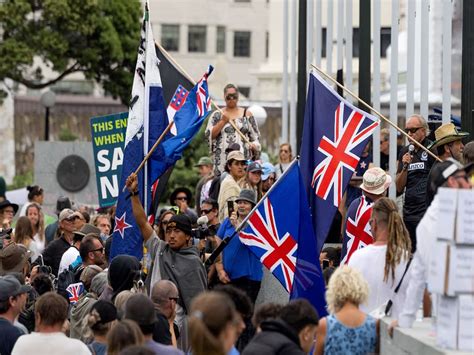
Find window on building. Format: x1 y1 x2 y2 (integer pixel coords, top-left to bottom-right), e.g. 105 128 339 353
216 26 226 53
233 31 251 57
161 24 179 52
380 27 391 58
188 25 207 53
239 86 250 98
265 31 269 58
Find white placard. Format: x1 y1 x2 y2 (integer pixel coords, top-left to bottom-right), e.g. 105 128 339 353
456 189 474 244
436 187 458 241
449 246 474 294
458 295 474 352
436 296 459 350
428 242 449 295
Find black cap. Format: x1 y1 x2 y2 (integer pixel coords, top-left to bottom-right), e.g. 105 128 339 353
430 159 472 194
167 214 192 235
90 300 117 325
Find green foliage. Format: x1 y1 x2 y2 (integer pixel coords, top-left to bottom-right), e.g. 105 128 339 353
160 122 210 207
0 0 142 105
7 171 33 190
57 126 78 141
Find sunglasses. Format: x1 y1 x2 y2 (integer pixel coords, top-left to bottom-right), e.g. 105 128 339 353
91 247 105 253
280 149 289 153
169 297 179 302
225 94 238 100
404 127 423 134
175 196 187 201
201 209 212 215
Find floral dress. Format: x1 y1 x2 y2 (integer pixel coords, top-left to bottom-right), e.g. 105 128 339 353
205 109 261 175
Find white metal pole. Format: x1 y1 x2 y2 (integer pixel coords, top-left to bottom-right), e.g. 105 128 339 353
406 0 416 117
442 0 452 124
290 0 297 150
389 0 400 199
420 0 430 119
337 0 344 72
372 0 381 168
315 0 322 67
326 0 333 76
282 0 289 143
307 0 314 71
345 0 353 95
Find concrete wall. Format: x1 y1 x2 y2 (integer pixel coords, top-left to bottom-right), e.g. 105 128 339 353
0 83 16 183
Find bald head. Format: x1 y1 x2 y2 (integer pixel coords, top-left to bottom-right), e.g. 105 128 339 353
151 280 178 306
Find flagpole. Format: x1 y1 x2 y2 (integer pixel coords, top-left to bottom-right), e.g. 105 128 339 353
156 41 252 145
205 157 300 267
311 64 441 162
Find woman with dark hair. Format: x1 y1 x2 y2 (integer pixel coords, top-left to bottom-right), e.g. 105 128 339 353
19 185 44 216
25 203 45 254
188 291 239 355
206 83 261 175
14 216 40 262
107 319 144 355
156 209 176 242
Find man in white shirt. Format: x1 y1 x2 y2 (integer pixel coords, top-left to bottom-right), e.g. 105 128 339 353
390 160 472 331
12 292 91 355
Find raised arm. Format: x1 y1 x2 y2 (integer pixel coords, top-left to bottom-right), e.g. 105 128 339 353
125 173 154 242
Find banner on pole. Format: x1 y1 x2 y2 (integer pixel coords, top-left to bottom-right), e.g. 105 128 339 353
90 112 128 207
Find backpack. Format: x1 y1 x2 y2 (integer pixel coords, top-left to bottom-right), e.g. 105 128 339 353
57 263 84 302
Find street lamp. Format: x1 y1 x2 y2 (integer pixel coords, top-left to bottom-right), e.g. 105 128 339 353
40 90 56 141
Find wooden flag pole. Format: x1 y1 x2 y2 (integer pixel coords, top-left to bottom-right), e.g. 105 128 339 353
311 64 441 162
156 41 251 145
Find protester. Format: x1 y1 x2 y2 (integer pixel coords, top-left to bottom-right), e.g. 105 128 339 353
19 185 44 216
379 128 391 171
320 246 340 285
274 143 293 179
425 123 469 206
188 291 239 355
0 200 19 229
126 172 206 350
315 266 377 355
243 299 319 355
84 300 118 355
13 216 40 263
215 189 263 303
206 83 261 174
261 162 276 193
124 293 184 355
25 203 46 254
169 187 198 221
239 161 263 200
44 196 72 245
395 114 435 251
194 156 214 214
391 160 472 332
92 214 112 242
106 255 141 303
344 141 373 209
43 208 82 276
198 198 220 282
0 243 31 277
107 319 144 355
341 167 392 265
349 197 411 318
79 234 106 269
114 290 134 315
217 151 247 221
0 275 30 355
251 302 283 333
150 280 180 346
464 140 474 164
11 292 90 354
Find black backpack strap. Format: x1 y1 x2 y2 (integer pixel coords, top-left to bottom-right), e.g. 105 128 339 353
385 257 413 315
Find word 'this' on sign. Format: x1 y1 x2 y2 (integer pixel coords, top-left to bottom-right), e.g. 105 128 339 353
90 112 128 207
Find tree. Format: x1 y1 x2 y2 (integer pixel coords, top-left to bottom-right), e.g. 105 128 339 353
0 0 142 104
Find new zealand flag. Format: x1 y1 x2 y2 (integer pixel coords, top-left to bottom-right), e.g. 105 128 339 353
300 72 379 252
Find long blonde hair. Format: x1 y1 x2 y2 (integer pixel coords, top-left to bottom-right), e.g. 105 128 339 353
26 203 45 242
372 197 411 283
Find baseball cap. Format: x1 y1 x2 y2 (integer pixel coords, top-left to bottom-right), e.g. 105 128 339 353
430 159 472 193
194 157 213 167
226 150 246 163
247 161 263 173
0 275 31 301
261 162 276 181
59 208 82 222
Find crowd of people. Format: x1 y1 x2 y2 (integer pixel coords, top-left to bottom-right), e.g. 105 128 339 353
0 84 473 355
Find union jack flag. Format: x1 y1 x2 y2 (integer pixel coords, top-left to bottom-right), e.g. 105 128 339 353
66 282 84 305
300 72 379 252
239 162 327 317
195 66 212 117
341 195 374 265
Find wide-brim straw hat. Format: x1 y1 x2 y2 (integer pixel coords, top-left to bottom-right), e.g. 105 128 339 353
428 123 469 149
360 167 392 196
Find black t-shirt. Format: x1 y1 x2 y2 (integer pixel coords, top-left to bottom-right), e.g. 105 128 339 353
397 139 435 221
152 310 179 345
380 152 389 171
0 317 22 355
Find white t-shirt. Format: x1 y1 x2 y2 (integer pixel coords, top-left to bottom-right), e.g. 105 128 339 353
33 233 45 255
58 247 80 275
349 244 410 319
12 332 91 355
